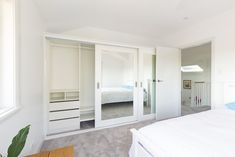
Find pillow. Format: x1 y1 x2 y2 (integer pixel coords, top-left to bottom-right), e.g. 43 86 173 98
225 102 235 110
122 85 133 90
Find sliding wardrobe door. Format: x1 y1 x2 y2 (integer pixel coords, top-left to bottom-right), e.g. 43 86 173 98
95 44 138 127
138 48 156 120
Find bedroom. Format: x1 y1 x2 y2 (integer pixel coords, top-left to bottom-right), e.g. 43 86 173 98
0 0 235 157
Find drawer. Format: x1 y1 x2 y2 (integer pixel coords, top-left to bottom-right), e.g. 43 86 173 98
48 118 80 134
49 109 80 121
49 101 79 111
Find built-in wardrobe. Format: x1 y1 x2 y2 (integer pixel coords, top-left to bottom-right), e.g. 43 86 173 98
44 35 156 136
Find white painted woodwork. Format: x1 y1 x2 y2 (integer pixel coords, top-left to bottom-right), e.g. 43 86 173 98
44 34 158 136
49 109 80 121
49 101 79 111
48 118 80 134
156 47 181 120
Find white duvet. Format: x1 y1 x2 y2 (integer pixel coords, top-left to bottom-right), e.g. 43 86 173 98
135 109 235 157
102 87 133 104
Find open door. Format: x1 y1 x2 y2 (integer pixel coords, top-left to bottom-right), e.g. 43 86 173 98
156 47 181 120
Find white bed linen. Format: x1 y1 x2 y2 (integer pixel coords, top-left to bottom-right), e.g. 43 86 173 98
130 109 235 157
101 87 133 104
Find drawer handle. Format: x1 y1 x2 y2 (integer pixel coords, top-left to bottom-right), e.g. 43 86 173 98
50 100 79 103
50 116 80 122
50 108 80 112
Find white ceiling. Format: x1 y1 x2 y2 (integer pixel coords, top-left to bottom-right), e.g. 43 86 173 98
33 0 235 39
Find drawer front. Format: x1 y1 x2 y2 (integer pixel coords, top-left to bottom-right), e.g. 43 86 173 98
49 109 80 121
49 101 79 111
48 118 80 134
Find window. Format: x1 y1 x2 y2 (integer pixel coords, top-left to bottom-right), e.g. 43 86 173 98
181 65 204 73
0 0 17 117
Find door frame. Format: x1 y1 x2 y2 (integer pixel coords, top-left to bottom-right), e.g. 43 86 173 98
180 39 215 112
95 44 139 128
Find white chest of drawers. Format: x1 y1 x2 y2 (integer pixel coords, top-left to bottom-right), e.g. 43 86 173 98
48 101 80 135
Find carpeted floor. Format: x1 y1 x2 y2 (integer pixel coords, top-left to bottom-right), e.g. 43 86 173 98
41 105 210 157
41 120 156 157
102 102 151 120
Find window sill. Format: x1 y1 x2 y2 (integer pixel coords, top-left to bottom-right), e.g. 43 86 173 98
0 107 20 122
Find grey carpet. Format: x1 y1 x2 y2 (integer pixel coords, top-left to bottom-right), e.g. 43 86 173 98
80 120 95 130
41 105 210 157
41 120 155 157
102 102 151 120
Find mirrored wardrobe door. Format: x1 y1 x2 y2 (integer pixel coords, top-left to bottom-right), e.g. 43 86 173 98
101 51 136 120
95 44 138 127
139 48 156 119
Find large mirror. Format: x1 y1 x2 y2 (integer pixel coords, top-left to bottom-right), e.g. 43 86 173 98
143 53 156 115
101 52 135 120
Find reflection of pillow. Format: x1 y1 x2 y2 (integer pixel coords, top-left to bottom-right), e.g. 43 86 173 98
122 85 133 90
225 102 235 110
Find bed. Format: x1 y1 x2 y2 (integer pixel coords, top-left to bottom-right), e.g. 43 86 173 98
101 87 133 104
101 86 148 105
130 109 235 157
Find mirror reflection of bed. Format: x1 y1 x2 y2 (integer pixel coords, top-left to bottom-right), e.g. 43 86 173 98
101 52 135 120
101 85 152 120
101 86 134 120
101 52 156 120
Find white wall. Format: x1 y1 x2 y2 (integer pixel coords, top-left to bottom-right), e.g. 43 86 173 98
181 43 211 106
163 8 235 108
62 27 159 47
0 0 45 156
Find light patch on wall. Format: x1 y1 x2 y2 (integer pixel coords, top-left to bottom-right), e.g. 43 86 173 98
181 65 203 72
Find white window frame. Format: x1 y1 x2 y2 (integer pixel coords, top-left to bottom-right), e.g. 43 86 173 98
0 0 20 121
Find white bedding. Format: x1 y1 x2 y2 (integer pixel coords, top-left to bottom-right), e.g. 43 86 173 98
131 109 235 157
101 87 133 104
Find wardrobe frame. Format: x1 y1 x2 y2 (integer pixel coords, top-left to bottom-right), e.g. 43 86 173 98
43 33 156 139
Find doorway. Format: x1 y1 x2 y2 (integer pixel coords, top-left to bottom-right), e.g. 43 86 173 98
181 42 212 116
